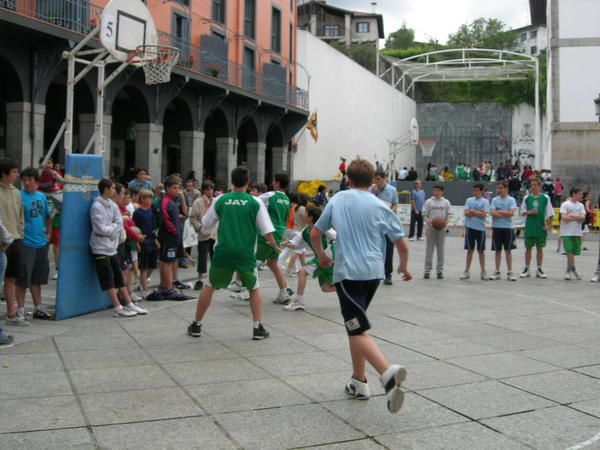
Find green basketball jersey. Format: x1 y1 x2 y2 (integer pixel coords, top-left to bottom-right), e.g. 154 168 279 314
265 191 290 236
212 192 261 272
524 194 549 237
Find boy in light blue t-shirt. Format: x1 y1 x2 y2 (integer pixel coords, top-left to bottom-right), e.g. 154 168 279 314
490 180 518 281
461 183 490 281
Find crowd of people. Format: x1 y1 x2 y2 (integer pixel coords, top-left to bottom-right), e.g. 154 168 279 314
1 155 599 418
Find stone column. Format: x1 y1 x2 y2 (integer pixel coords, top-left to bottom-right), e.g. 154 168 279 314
246 142 266 184
215 137 236 188
344 13 351 46
5 102 45 168
135 123 164 181
180 130 205 182
79 113 112 175
271 146 287 172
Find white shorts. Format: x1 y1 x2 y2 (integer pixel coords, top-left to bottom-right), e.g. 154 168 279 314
131 249 138 262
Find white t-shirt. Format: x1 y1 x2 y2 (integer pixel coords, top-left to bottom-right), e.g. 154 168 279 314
559 200 585 236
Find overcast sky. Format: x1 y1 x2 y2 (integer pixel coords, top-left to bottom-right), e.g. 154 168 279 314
324 0 532 43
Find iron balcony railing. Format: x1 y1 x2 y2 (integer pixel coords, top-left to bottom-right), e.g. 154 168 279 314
0 0 309 110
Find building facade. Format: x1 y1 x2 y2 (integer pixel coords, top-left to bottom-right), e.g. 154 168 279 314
297 1 384 46
0 0 308 187
547 0 600 191
512 24 548 56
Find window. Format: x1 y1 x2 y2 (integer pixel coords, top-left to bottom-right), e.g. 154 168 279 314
212 0 225 25
289 23 293 59
243 47 256 89
520 33 527 42
290 0 294 10
356 22 370 33
323 24 340 37
272 7 282 53
530 30 537 40
244 0 255 39
531 46 537 54
172 12 190 58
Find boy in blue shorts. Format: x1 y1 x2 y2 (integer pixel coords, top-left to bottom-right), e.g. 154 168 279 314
283 207 336 311
490 180 517 281
311 158 411 414
187 167 279 340
461 183 490 280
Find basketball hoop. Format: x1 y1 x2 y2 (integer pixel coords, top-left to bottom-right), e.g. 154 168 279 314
419 140 437 158
129 45 180 85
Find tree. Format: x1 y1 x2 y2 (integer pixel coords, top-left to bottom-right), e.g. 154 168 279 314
447 18 517 50
385 23 415 50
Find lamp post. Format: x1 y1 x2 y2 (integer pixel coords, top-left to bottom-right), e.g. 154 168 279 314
594 94 600 123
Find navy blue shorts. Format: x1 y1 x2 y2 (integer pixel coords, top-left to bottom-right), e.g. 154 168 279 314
335 279 380 336
464 228 486 251
492 228 515 251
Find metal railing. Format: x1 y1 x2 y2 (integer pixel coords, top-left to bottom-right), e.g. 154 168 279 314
0 0 309 110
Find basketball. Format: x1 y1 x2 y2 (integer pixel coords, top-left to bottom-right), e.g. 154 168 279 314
431 216 446 230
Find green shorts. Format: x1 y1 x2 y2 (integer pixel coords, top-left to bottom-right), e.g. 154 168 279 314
525 236 547 249
562 236 582 256
256 232 284 262
304 259 334 287
207 266 259 290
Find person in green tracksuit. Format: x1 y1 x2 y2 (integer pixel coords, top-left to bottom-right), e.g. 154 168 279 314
519 178 555 279
187 167 279 341
283 207 337 311
256 173 294 305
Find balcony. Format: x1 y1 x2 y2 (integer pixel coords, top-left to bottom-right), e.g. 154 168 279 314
0 0 309 111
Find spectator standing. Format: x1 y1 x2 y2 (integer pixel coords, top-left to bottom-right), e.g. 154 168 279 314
554 178 564 207
508 176 522 206
189 181 218 290
133 189 159 298
406 167 418 181
0 209 14 345
128 168 152 191
16 167 53 320
398 167 408 180
370 170 399 285
560 188 586 280
489 181 517 281
423 185 451 279
157 176 183 296
460 183 490 280
0 159 27 326
409 181 425 241
312 185 328 207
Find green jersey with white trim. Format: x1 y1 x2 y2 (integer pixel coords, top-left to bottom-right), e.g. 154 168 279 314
522 194 553 237
259 191 290 237
208 192 273 272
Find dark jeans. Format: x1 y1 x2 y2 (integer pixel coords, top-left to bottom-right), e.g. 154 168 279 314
409 211 423 238
385 236 393 279
197 239 215 274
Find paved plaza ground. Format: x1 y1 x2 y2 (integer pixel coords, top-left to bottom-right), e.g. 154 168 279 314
2 235 600 449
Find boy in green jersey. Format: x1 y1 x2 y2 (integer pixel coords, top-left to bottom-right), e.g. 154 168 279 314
283 207 336 311
187 167 279 340
256 173 294 304
520 178 555 279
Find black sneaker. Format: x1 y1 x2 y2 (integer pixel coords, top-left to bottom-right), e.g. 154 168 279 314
437 272 444 279
253 324 270 340
188 321 202 337
194 280 204 290
383 277 392 285
173 280 188 290
33 309 54 320
424 273 430 279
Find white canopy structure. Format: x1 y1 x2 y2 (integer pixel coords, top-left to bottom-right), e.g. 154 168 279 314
379 48 542 167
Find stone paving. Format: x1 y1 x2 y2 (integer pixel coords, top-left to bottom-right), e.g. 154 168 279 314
1 235 600 449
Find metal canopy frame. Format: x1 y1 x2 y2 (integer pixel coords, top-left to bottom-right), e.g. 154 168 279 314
378 48 542 168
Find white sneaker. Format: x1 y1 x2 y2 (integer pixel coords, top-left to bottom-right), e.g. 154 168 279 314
488 271 501 281
417 237 425 241
520 267 531 278
274 291 291 305
283 300 305 311
5 314 30 326
507 272 517 282
564 270 572 281
228 281 242 293
113 307 137 318
345 377 370 400
460 271 470 280
125 303 148 315
52 271 58 280
536 268 547 279
408 237 415 242
590 275 600 283
130 291 144 302
572 269 582 281
381 365 407 414
480 271 488 280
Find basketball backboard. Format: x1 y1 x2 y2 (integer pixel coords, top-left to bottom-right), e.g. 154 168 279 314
100 0 158 64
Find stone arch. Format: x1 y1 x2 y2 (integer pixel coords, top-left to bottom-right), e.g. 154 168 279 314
0 53 25 159
203 107 229 181
110 85 151 181
163 97 194 177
